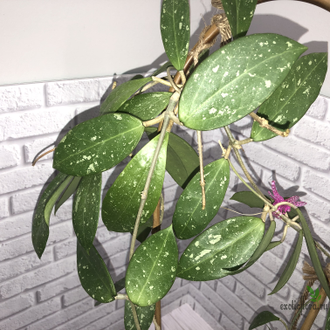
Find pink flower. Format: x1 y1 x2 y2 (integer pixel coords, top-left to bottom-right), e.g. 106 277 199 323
268 181 306 218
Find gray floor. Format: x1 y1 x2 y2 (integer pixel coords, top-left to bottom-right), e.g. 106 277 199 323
149 304 213 330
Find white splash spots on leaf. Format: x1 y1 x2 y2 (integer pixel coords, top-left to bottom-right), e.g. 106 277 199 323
212 65 220 73
265 80 271 88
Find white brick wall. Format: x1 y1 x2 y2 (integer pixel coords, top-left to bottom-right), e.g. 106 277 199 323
0 76 329 330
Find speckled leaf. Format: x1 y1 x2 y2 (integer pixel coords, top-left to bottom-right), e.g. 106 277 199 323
173 159 230 239
167 132 199 188
177 216 265 281
32 172 69 258
55 176 81 214
102 134 169 232
77 241 116 303
224 220 276 275
298 208 330 300
124 301 155 330
118 92 172 121
53 113 144 177
132 216 154 243
160 0 190 71
230 191 265 209
270 230 303 295
126 225 178 306
221 0 258 39
100 77 152 114
251 53 328 141
73 173 102 251
44 175 74 226
178 33 307 130
249 311 280 330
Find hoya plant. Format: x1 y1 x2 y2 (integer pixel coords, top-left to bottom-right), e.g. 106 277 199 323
32 0 329 329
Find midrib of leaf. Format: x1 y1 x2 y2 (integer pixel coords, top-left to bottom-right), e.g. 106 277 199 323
171 1 181 67
178 221 261 274
177 162 225 235
77 179 93 243
56 125 141 166
188 47 303 118
136 229 172 303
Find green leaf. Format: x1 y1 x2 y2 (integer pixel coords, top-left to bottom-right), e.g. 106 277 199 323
306 285 315 296
178 33 307 131
230 191 265 209
118 92 172 121
124 301 155 330
249 311 280 329
151 61 172 76
73 173 102 251
177 216 265 281
251 53 328 141
53 113 144 177
44 175 73 226
55 176 81 214
144 127 158 140
77 241 116 303
298 208 330 300
134 216 154 243
224 220 276 275
325 305 330 330
126 225 178 306
269 230 303 295
160 0 190 71
173 159 230 239
100 77 152 114
167 132 199 188
266 240 281 252
102 133 169 232
114 277 126 292
221 0 258 39
32 172 69 258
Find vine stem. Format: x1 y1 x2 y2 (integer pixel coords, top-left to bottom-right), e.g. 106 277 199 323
130 301 141 330
249 112 290 137
129 91 180 260
128 92 179 330
315 241 330 259
279 318 289 330
227 156 302 231
32 147 55 166
224 126 264 196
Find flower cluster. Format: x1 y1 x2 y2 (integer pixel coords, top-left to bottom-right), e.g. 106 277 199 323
268 181 306 218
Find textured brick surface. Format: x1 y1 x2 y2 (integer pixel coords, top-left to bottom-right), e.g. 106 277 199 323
0 76 328 330
0 144 20 169
0 84 44 113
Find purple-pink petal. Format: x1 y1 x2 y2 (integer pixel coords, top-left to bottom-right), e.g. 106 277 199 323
268 181 306 219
